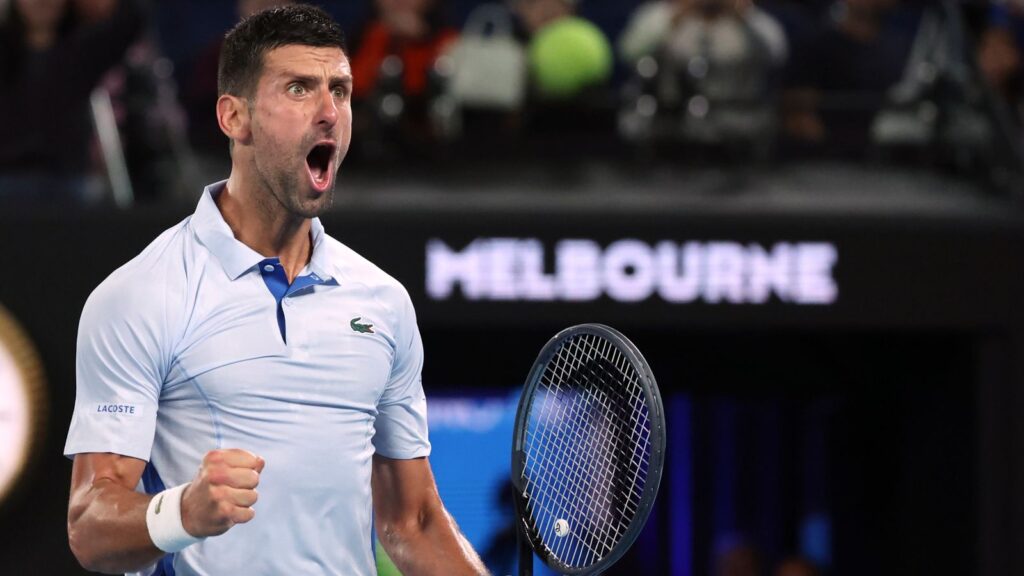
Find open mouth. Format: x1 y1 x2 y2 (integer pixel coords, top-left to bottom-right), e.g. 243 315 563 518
305 143 336 192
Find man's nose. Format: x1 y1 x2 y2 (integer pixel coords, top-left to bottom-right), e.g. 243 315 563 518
316 88 339 127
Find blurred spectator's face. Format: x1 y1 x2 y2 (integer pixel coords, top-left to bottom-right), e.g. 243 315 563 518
243 45 352 217
775 559 820 576
979 27 1021 89
513 0 568 33
673 0 734 14
715 546 760 576
694 0 729 16
238 0 294 19
375 0 433 17
15 0 66 32
844 0 896 17
75 0 118 25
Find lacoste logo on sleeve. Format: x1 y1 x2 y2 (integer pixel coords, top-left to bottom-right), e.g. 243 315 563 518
350 317 374 333
91 403 143 416
155 494 164 514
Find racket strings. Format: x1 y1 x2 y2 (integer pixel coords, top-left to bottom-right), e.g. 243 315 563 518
526 339 618 564
531 339 645 565
521 332 654 570
544 355 628 558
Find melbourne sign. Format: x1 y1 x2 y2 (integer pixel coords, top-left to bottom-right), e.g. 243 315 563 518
426 238 838 305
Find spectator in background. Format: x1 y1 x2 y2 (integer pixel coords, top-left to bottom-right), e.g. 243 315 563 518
757 0 829 49
184 0 293 154
774 556 821 576
512 0 612 101
349 0 457 154
617 0 787 146
978 0 1024 126
0 0 144 204
619 0 786 68
101 28 195 202
713 537 762 576
782 0 912 156
350 0 457 102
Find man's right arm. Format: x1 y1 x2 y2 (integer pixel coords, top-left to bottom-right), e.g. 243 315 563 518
68 452 163 573
68 449 264 574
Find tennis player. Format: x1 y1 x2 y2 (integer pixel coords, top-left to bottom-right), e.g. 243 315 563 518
64 5 488 575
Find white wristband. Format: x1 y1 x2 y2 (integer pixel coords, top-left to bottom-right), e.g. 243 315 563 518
146 483 204 553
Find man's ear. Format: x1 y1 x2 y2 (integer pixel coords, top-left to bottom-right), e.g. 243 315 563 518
217 94 252 145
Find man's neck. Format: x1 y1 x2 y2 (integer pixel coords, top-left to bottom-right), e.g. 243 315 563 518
218 174 312 283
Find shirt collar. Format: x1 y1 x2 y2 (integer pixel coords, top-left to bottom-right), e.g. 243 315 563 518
308 214 332 281
192 180 334 282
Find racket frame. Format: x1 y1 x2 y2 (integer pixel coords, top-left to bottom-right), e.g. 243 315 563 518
511 324 666 576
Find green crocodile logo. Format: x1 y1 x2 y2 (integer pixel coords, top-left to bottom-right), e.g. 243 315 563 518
350 317 374 334
154 494 164 514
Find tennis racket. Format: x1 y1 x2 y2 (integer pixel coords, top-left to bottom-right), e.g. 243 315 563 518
511 324 666 576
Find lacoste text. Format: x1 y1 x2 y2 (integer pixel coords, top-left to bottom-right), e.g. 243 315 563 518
96 404 137 415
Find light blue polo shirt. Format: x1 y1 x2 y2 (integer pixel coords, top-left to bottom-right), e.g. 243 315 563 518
64 181 430 576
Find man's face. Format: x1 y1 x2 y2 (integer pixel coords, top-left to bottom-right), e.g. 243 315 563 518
246 44 352 218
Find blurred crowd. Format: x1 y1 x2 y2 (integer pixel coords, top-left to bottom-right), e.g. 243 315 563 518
1 0 1023 205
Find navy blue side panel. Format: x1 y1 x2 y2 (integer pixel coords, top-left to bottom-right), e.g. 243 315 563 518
141 461 168 495
154 554 177 576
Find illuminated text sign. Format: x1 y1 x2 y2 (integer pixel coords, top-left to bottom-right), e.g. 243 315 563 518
426 238 838 305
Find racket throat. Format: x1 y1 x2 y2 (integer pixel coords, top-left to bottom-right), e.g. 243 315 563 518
517 518 534 576
511 450 528 492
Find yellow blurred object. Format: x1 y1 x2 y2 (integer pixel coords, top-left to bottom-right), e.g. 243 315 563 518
529 16 612 99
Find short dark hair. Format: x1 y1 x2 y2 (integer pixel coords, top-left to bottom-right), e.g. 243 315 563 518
218 4 346 98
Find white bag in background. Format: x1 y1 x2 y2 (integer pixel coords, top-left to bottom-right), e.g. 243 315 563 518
446 3 527 110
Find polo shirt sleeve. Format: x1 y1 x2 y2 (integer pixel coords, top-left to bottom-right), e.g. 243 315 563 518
64 275 168 462
372 287 431 459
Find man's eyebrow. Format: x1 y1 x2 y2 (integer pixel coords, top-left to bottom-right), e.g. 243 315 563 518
282 73 353 86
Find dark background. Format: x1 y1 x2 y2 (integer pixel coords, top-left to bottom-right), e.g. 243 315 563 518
5 0 1024 573
2 163 1023 575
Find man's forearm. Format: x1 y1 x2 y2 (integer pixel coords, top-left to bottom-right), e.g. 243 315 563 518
378 505 490 576
68 479 165 574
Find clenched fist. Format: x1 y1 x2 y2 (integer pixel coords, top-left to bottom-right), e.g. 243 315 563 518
180 449 265 538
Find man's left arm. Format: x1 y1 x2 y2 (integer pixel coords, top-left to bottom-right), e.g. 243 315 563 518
372 455 490 576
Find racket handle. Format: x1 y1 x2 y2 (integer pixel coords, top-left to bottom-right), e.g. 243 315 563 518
517 521 533 576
